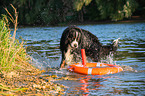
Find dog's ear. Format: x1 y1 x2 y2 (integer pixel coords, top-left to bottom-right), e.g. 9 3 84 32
60 28 70 48
64 32 70 45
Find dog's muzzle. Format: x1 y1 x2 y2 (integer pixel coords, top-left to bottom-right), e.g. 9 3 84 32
71 40 78 48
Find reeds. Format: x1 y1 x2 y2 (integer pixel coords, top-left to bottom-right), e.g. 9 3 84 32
0 4 39 73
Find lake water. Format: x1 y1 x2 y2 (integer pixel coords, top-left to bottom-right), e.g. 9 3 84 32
16 22 145 95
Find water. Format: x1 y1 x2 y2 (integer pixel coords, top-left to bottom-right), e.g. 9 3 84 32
16 22 145 95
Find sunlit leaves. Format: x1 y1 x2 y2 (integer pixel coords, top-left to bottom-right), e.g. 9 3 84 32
123 0 138 18
73 0 84 11
95 0 138 21
74 0 138 21
84 0 92 6
73 0 92 11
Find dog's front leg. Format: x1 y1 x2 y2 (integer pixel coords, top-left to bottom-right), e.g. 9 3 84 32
60 60 65 68
60 51 66 68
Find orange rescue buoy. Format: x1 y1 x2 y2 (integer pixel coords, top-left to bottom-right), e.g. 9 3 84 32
67 62 123 75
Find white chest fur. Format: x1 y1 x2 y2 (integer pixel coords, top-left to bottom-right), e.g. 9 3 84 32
65 45 73 65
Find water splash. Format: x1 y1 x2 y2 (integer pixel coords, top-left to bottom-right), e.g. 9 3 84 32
29 52 51 70
100 52 138 72
121 65 138 72
100 52 115 64
106 53 114 64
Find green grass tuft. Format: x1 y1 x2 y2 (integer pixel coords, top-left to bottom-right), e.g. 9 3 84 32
0 5 35 72
0 17 28 72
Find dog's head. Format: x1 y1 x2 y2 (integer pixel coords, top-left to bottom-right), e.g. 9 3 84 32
64 26 83 49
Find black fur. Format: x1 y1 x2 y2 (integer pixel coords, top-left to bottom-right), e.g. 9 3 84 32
60 25 118 68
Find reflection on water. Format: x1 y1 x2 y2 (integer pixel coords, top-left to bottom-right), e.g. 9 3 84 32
16 23 145 95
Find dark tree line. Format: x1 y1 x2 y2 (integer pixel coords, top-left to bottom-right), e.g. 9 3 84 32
0 0 145 26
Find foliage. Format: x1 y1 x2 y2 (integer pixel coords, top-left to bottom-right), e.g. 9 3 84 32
13 0 46 25
74 0 138 21
73 0 92 11
41 0 64 25
0 0 143 25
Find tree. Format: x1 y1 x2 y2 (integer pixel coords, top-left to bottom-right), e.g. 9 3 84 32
73 0 138 21
0 0 142 26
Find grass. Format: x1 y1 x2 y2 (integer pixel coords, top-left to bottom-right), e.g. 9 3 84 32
0 19 27 71
0 4 38 73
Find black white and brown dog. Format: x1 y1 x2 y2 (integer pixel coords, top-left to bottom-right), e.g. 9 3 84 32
60 25 119 68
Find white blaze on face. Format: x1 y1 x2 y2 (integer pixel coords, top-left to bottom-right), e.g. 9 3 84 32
71 31 79 48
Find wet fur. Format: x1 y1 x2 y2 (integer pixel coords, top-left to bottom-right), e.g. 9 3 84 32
60 26 118 68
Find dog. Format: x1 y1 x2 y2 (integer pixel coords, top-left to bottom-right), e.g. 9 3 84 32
60 25 119 68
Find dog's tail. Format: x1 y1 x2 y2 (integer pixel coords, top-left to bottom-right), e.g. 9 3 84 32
111 38 120 51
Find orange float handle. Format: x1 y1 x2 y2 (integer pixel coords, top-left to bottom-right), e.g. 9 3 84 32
81 49 86 67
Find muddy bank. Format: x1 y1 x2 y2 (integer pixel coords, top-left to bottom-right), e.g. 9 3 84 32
0 69 66 95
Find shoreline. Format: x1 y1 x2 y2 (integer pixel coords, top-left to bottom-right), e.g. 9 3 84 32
18 18 145 27
0 69 66 95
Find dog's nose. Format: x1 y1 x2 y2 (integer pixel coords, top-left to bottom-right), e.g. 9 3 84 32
74 43 78 48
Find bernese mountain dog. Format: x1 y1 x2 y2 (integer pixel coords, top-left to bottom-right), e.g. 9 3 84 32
60 25 119 68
